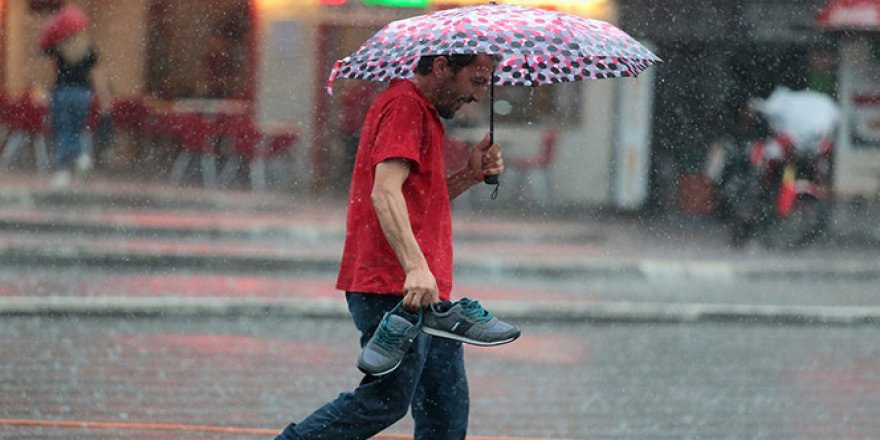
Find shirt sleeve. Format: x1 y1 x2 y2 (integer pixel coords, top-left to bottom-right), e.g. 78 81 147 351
370 96 425 169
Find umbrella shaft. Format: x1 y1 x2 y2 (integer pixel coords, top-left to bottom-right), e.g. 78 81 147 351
484 80 499 187
489 80 494 145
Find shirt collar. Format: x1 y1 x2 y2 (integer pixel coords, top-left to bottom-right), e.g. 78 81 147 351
390 79 441 120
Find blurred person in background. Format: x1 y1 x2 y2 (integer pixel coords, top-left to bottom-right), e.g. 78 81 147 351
40 4 110 188
704 99 771 245
196 14 249 99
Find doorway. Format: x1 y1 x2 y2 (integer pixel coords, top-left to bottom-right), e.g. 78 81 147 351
146 0 256 101
312 23 384 192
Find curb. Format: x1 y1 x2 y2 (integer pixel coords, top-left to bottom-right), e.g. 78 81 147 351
0 218 342 242
3 296 880 326
3 244 880 281
0 218 601 244
435 257 880 282
0 188 292 213
0 245 342 273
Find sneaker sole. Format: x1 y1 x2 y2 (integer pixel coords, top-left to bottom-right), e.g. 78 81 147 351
356 359 402 377
421 327 520 346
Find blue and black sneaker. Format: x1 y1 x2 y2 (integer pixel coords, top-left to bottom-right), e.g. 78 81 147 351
357 302 422 377
422 298 520 346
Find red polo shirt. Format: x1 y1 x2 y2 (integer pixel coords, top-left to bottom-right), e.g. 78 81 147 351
336 79 454 300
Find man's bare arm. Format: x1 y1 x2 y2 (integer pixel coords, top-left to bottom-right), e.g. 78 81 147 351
372 159 439 310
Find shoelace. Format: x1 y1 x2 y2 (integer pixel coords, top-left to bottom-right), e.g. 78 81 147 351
459 299 493 323
374 316 410 351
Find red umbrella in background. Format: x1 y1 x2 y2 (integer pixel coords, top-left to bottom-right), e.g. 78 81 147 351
39 5 89 51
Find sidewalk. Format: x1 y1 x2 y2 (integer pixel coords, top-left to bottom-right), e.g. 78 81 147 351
1 171 879 324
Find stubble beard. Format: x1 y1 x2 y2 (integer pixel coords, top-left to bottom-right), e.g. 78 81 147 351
438 107 456 119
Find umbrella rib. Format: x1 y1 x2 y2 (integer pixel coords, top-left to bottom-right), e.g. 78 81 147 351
523 55 536 87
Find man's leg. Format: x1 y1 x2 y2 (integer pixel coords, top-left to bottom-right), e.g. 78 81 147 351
411 336 469 440
276 293 429 440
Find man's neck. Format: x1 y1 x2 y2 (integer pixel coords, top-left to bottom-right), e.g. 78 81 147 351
411 75 439 106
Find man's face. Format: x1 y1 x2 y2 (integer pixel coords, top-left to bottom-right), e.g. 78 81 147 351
434 55 494 119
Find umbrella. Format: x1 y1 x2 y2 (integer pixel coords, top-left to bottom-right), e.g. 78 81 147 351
751 86 839 150
39 5 89 52
326 2 660 185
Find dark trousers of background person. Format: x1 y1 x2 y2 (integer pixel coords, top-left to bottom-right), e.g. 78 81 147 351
276 292 469 440
50 85 92 169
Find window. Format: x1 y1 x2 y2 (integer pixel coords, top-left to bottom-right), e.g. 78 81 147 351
492 82 582 127
146 0 252 99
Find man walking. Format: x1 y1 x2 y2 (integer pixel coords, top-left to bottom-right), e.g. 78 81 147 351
276 53 503 440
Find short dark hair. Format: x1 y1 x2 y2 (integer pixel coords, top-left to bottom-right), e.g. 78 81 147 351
414 54 478 75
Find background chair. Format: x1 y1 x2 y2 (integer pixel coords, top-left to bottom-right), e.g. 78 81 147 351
0 96 51 173
0 93 10 147
167 112 219 187
218 116 298 191
506 129 559 203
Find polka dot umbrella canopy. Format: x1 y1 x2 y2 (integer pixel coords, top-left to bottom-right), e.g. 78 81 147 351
327 2 660 188
326 3 661 94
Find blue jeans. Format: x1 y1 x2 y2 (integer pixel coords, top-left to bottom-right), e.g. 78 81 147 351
276 293 469 440
50 85 92 168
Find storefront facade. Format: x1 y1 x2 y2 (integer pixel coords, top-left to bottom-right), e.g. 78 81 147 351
3 0 151 99
618 0 843 212
3 0 659 207
256 0 654 206
818 0 880 199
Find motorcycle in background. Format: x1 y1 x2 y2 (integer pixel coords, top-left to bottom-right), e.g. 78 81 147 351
708 87 839 249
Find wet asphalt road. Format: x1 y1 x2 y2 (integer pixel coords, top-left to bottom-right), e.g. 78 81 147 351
3 267 880 309
2 167 880 439
3 313 880 439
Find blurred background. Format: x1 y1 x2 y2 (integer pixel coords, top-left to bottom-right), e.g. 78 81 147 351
2 1 880 439
3 0 877 218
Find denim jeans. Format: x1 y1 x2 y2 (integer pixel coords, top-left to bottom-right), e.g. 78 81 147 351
276 292 469 440
50 85 92 168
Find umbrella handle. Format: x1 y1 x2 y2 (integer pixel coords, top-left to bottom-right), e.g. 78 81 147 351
484 79 499 186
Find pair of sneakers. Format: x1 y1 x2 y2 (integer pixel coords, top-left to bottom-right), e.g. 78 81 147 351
357 298 521 376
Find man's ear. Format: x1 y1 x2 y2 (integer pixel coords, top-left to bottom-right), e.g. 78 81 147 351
433 56 450 78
